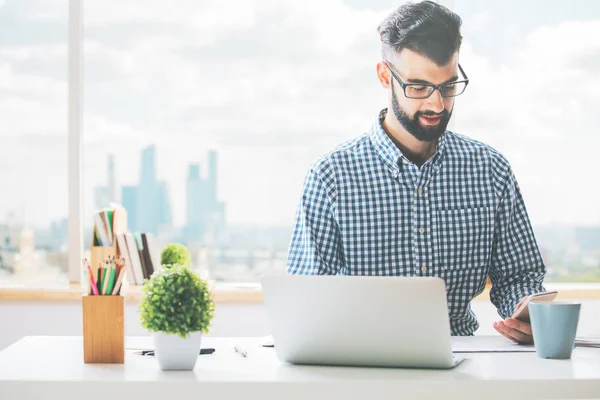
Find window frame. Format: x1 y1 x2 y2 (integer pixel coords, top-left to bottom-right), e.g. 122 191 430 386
68 0 83 283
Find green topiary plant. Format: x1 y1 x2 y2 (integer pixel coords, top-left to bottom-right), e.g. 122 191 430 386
160 243 192 268
139 264 215 338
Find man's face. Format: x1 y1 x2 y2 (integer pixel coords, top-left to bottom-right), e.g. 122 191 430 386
388 49 459 142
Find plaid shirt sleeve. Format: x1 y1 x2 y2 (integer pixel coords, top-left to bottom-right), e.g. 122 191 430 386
287 161 345 275
488 165 547 319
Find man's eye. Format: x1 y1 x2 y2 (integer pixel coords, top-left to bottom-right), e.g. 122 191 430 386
411 86 426 92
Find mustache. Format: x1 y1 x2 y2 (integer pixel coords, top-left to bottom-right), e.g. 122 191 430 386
417 110 447 118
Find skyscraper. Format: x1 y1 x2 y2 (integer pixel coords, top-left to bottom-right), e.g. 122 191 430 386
94 153 117 210
133 145 173 235
136 146 158 234
121 186 138 231
189 164 200 181
185 150 226 242
186 163 209 240
157 181 173 230
208 150 217 206
140 145 157 185
94 186 108 210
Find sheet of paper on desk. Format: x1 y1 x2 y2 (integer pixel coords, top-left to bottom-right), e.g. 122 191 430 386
575 337 600 348
451 336 536 353
261 335 274 347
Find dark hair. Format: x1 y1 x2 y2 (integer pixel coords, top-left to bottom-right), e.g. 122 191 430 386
377 1 462 66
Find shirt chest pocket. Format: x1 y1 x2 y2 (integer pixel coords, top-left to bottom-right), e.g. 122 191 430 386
433 206 494 270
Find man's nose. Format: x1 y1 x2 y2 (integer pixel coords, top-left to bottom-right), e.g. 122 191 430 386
426 89 445 113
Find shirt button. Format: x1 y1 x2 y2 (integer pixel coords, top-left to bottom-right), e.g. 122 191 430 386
417 187 423 195
392 169 399 178
421 264 427 273
419 227 425 233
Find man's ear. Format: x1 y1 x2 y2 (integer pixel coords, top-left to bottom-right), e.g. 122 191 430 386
376 61 391 89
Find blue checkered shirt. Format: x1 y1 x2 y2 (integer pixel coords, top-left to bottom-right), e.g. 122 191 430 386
287 109 546 335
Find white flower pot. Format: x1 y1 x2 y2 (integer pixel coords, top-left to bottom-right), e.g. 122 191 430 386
152 331 202 370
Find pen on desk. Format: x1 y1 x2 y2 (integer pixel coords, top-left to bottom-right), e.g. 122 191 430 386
135 348 216 356
234 345 248 358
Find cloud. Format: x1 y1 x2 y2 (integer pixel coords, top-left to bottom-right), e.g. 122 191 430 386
2 0 600 229
0 66 66 138
456 19 600 226
0 0 66 47
470 10 492 33
73 0 392 226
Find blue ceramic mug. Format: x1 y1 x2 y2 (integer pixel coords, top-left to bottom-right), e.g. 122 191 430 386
529 301 581 359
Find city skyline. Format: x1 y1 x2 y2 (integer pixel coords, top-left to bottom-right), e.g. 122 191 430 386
94 145 227 242
2 142 600 282
185 150 226 242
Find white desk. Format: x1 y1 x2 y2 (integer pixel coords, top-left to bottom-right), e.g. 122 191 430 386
0 336 599 400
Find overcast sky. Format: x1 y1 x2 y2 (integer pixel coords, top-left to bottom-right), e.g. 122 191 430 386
1 0 599 230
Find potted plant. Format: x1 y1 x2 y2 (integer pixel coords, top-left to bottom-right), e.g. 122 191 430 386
139 262 215 370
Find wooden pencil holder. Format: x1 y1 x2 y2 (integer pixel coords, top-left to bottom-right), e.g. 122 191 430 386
82 294 125 364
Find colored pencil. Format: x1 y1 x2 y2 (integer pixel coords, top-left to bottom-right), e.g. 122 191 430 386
87 265 100 295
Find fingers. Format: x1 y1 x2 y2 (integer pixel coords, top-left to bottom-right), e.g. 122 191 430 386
493 320 533 344
505 317 533 336
494 321 520 343
493 322 519 342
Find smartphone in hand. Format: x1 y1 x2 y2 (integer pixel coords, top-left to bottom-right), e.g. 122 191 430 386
512 291 559 321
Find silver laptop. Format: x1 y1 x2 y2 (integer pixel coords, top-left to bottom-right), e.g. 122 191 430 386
261 275 463 369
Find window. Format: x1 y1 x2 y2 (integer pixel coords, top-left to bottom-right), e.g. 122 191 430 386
0 0 68 287
454 0 600 282
2 0 597 288
82 0 397 282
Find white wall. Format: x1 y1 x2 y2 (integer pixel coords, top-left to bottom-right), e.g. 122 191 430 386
1 299 599 351
0 301 270 351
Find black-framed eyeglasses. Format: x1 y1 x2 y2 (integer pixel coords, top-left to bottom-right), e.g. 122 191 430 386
384 59 469 99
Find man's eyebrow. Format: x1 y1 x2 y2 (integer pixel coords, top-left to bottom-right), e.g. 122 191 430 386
407 76 459 85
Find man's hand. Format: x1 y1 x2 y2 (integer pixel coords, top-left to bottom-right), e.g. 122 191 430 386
493 296 533 344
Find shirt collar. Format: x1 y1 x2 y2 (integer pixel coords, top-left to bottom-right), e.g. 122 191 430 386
369 108 447 170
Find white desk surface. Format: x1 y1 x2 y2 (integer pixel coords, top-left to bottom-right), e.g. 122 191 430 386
0 336 599 400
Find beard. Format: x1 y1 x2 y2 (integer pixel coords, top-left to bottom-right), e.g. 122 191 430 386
391 83 452 143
